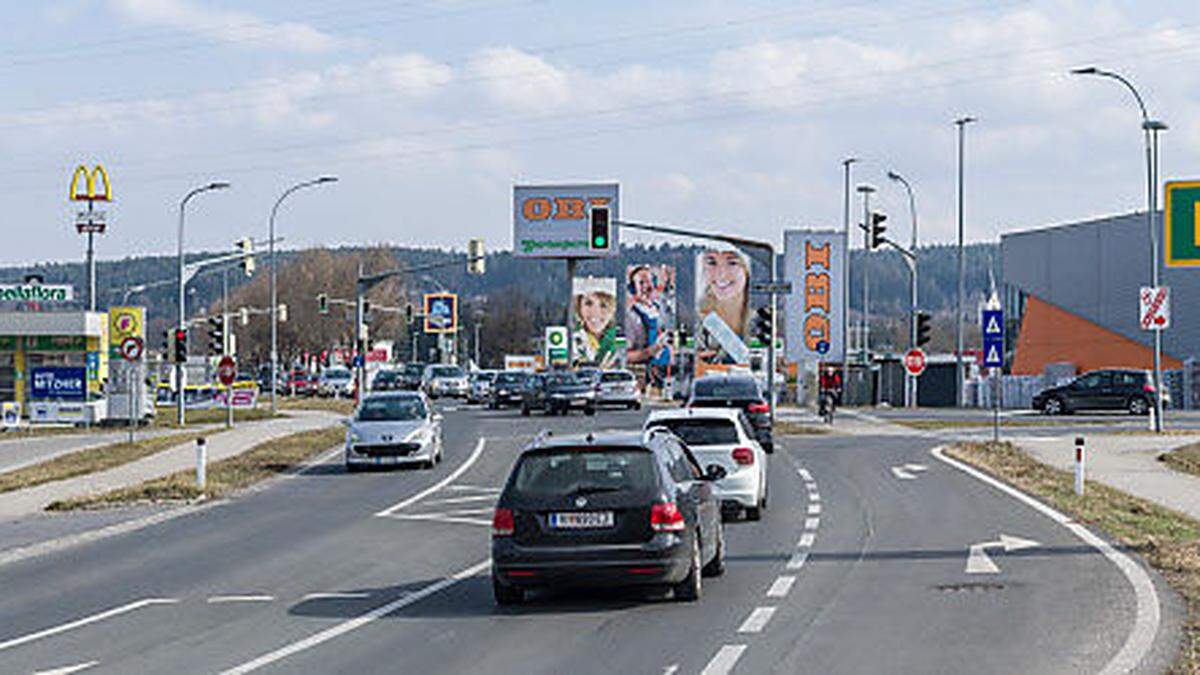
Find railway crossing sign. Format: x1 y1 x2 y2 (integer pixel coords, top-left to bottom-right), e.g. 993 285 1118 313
981 309 1004 368
1165 180 1200 267
1139 286 1170 331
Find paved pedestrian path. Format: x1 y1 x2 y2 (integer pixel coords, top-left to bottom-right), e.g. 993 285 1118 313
0 426 217 476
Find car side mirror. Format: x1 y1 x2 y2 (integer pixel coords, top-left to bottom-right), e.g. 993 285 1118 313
704 464 727 481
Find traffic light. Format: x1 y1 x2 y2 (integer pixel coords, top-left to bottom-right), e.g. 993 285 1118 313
916 311 932 347
173 328 188 364
405 302 414 326
869 212 888 250
278 304 288 323
207 315 225 355
239 307 249 326
361 299 371 317
588 204 611 251
752 306 773 345
317 293 329 315
236 237 255 277
467 237 486 275
162 329 173 362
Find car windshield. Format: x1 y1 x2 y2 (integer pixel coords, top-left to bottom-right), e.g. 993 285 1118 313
375 371 399 382
601 371 634 382
432 366 463 378
471 372 496 382
495 373 523 385
545 373 581 386
652 419 739 446
324 369 350 380
693 378 759 399
511 449 656 497
404 364 425 375
356 397 426 422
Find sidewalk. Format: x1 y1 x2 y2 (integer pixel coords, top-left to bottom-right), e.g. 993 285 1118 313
0 410 341 520
1016 433 1200 521
0 426 217 476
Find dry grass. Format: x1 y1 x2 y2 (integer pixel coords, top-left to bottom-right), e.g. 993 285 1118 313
0 431 207 495
1161 443 1200 479
48 426 344 510
947 441 1200 673
279 398 356 415
152 407 281 428
775 420 831 436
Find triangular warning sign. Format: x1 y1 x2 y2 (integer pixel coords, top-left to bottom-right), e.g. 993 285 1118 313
986 344 1001 364
985 316 1001 335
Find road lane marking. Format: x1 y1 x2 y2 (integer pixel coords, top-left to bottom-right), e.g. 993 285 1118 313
389 513 491 527
965 544 1000 574
221 560 491 674
207 595 274 604
804 517 820 531
786 551 809 570
737 606 776 634
797 468 812 481
0 598 178 652
804 482 817 492
300 592 371 601
807 503 821 515
700 644 747 675
33 662 99 675
809 492 821 502
447 485 500 493
662 665 679 675
891 466 917 480
798 532 816 547
376 438 487 517
932 446 1161 675
420 494 497 506
766 575 796 598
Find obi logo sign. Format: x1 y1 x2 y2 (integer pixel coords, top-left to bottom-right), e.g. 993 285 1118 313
784 230 845 363
513 184 619 258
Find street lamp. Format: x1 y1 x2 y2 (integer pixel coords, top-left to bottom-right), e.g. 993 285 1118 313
177 181 230 425
841 158 858 395
954 116 976 407
887 170 919 408
269 176 337 414
855 184 876 369
1070 66 1167 432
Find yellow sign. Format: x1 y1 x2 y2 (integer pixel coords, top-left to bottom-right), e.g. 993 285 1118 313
108 306 144 354
69 164 112 202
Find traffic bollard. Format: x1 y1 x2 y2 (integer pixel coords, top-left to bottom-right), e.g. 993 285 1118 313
196 437 207 490
1074 436 1085 496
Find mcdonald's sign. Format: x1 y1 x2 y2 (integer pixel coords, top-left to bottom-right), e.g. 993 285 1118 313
69 164 112 202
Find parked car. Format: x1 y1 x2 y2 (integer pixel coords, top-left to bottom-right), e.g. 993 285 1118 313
468 370 498 404
423 364 469 399
596 369 641 410
371 368 405 392
400 363 426 390
645 408 768 520
318 367 355 398
489 371 527 409
686 374 773 452
1033 368 1167 415
344 391 443 471
490 428 726 605
522 371 596 416
281 370 318 397
574 366 602 388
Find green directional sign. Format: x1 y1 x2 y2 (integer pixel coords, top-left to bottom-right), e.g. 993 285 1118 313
1165 180 1200 267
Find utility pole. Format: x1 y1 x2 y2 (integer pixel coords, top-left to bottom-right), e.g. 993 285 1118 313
842 159 857 388
856 185 876 368
955 116 976 407
176 181 230 426
888 170 919 408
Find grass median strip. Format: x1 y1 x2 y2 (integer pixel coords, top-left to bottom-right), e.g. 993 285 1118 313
279 398 356 415
0 431 208 496
1160 442 1200 479
775 420 830 436
48 426 345 511
947 441 1200 672
153 407 282 428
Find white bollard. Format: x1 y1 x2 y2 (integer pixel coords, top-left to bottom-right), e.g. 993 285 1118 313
1074 436 1085 496
196 437 207 490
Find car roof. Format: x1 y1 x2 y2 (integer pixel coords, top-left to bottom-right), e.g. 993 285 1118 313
527 430 657 452
694 373 756 383
646 408 743 422
363 391 423 400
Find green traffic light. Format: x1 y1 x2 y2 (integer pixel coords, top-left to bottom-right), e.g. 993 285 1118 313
594 236 606 247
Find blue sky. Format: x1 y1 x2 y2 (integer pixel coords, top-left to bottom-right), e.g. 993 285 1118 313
2 0 1198 265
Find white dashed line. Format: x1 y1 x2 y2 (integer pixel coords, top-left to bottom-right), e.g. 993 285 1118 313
33 661 99 675
300 592 372 601
797 469 812 481
766 575 796 598
807 503 821 515
420 494 497 506
737 606 776 634
786 551 809 570
662 665 679 675
804 517 820 531
700 645 747 675
809 492 821 502
805 482 817 492
798 532 816 547
207 595 274 604
0 598 178 652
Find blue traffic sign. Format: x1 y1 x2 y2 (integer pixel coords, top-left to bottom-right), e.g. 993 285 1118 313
981 309 1003 337
981 309 1004 368
983 339 1004 368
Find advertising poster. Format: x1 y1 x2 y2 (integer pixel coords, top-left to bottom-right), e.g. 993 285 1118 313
30 367 87 401
783 230 846 363
571 277 618 367
512 183 619 258
423 293 459 334
624 264 675 368
694 248 752 365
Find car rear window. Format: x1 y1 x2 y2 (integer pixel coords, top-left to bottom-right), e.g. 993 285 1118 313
601 371 634 382
652 419 739 446
432 366 462 378
404 364 425 375
693 378 759 399
511 449 656 497
496 373 523 385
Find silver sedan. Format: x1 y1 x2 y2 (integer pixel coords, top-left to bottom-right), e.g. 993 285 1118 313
345 392 443 471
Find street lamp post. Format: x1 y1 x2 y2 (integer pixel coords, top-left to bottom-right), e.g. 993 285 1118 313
856 184 876 372
841 159 858 386
269 176 337 415
1071 67 1167 432
954 116 977 407
888 170 919 408
176 181 230 426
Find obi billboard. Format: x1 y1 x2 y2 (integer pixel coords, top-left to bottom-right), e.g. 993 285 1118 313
784 230 845 363
513 183 619 258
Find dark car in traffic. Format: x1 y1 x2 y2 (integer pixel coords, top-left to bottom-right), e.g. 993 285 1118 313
399 363 426 391
521 371 596 416
489 371 527 409
491 429 726 605
686 374 773 452
1033 368 1165 415
371 369 405 392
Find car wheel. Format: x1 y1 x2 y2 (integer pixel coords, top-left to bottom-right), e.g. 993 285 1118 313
745 504 762 521
521 406 530 417
673 534 702 602
1043 397 1065 416
345 463 360 473
1128 396 1150 416
702 525 726 578
492 573 524 606
584 405 596 416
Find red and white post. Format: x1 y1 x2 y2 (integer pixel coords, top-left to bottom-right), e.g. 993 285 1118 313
1074 436 1085 496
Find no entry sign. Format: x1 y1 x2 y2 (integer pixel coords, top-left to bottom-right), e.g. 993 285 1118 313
217 356 237 386
903 348 926 376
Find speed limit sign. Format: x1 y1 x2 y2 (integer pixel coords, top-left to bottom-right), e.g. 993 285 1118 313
119 337 144 362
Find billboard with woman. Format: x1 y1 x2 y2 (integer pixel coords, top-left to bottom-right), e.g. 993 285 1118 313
624 264 676 367
695 248 751 364
571 277 618 367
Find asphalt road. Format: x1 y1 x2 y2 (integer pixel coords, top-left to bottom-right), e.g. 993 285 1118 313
0 403 1180 674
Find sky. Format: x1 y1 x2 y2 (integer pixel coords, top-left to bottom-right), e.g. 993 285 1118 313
2 0 1199 266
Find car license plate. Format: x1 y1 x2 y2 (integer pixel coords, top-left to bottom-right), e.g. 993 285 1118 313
550 511 614 529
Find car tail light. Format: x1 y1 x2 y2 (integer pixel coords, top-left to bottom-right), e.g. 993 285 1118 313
1144 383 1156 394
747 401 770 414
492 507 514 536
650 502 685 532
732 447 755 466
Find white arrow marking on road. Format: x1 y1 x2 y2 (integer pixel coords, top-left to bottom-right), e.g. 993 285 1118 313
904 464 928 473
891 466 917 480
966 534 1041 574
0 598 178 652
33 662 99 675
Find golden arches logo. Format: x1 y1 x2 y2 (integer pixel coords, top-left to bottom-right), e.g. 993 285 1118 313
69 165 112 202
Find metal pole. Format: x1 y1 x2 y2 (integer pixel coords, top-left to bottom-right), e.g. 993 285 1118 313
474 321 481 367
355 264 366 398
842 159 856 386
768 252 778 425
565 258 576 369
955 117 976 407
87 231 96 312
1149 125 1165 431
224 267 232 429
128 367 135 444
858 187 874 367
177 197 187 427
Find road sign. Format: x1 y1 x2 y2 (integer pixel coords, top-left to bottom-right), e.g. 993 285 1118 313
1 402 19 429
1139 286 1170 330
1165 180 1200 267
423 293 458 334
119 336 144 362
903 348 926 376
217 356 237 386
981 309 1004 368
981 309 1003 338
545 326 569 366
751 281 793 295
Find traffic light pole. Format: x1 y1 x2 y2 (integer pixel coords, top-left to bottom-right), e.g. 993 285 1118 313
881 240 918 407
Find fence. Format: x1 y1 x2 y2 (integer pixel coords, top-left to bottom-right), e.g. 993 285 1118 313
967 363 1197 411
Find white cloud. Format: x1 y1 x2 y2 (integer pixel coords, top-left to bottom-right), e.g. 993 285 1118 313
110 0 342 52
468 47 571 111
